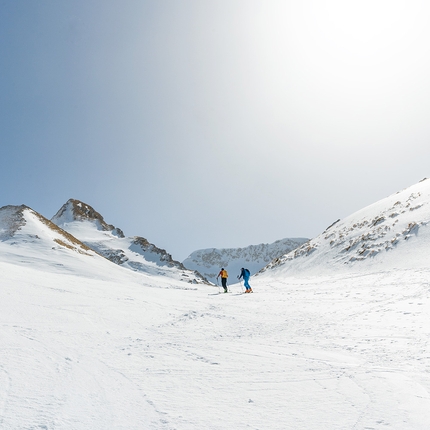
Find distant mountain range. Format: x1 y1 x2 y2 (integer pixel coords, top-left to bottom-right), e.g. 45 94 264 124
183 238 308 284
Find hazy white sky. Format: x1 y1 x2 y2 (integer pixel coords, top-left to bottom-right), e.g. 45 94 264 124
2 0 430 260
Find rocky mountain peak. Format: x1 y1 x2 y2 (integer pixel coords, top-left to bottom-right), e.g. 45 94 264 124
52 199 124 238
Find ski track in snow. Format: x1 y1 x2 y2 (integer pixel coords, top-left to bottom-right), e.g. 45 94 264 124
2 261 430 429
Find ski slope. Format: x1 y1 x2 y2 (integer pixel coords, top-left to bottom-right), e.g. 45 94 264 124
2 260 430 429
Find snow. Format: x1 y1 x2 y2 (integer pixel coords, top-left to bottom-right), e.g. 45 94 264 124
183 238 308 284
260 178 430 277
2 180 430 428
51 200 207 284
2 260 430 429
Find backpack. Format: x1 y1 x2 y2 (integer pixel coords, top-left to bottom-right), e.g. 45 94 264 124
244 269 250 276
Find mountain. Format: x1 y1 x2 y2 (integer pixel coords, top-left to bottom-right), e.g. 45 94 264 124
51 199 208 284
182 237 308 284
0 204 96 258
259 177 430 277
0 204 122 278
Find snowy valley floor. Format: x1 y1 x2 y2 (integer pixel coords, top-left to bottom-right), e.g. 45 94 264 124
1 263 430 429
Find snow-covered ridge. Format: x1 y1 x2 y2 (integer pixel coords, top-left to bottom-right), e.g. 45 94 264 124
260 178 430 276
52 199 209 284
52 198 125 237
182 237 308 283
0 204 93 256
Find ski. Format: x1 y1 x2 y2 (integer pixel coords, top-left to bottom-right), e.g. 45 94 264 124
208 291 231 295
209 290 253 296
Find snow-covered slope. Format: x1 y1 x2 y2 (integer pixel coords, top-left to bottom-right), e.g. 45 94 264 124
260 178 430 277
183 237 308 284
52 199 208 284
0 204 115 277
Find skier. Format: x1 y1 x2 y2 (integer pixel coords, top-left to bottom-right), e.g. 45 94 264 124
238 268 252 293
217 268 229 293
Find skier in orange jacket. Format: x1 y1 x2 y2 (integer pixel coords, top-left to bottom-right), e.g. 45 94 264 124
217 268 228 293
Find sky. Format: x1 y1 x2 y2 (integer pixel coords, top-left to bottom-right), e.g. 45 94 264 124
2 0 430 261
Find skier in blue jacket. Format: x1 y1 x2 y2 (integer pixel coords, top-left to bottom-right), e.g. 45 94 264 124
238 268 253 293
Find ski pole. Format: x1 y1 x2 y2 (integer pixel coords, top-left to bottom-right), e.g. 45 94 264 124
216 277 220 293
238 276 244 292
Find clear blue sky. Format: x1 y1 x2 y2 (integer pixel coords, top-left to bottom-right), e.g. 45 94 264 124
2 0 430 261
